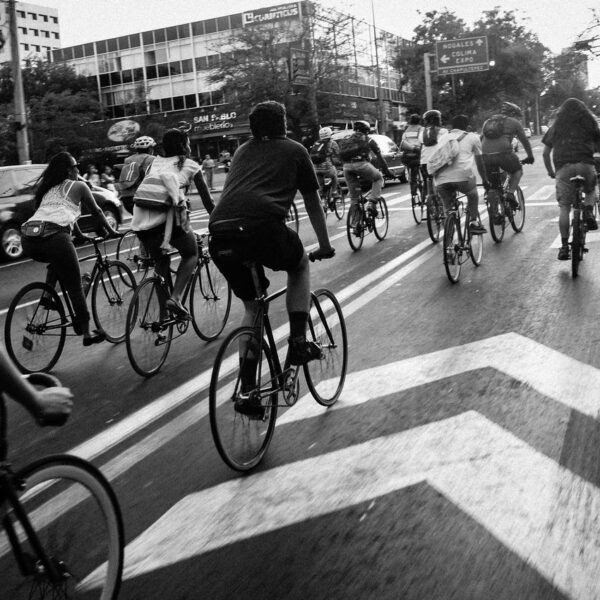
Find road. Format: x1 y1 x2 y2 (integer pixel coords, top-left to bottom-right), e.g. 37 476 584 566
2 138 600 599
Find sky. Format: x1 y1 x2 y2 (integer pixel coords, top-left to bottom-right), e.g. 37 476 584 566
39 0 600 86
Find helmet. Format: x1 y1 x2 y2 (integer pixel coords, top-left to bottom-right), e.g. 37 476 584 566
422 109 442 125
500 102 522 118
131 136 156 150
353 120 371 134
319 127 333 140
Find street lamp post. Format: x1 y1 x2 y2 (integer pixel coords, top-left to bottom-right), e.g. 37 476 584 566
370 0 385 134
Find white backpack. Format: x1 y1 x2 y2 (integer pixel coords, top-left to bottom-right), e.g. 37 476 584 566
426 131 467 175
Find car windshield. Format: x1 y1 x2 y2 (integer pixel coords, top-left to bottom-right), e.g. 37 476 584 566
0 167 44 198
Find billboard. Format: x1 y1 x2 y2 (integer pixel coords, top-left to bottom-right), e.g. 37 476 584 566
242 3 300 27
435 37 489 76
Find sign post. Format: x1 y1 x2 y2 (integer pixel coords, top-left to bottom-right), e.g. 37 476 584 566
435 36 489 76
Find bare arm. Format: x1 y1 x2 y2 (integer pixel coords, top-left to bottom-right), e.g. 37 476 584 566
543 145 555 178
514 125 534 161
193 171 215 214
302 189 333 257
75 181 119 235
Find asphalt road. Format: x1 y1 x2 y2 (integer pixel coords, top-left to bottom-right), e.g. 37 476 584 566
2 138 600 599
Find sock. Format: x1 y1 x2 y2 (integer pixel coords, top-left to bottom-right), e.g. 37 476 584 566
289 311 308 339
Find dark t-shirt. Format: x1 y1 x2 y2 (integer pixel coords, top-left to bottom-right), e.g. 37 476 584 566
210 137 319 224
542 124 600 170
481 116 524 153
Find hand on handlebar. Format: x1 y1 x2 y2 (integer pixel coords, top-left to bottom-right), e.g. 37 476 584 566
26 373 73 427
521 156 535 165
308 247 336 262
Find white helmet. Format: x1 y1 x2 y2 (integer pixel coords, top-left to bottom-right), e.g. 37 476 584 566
131 136 156 149
318 127 333 140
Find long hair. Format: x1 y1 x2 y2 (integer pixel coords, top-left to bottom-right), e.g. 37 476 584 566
162 128 189 170
33 152 74 208
553 98 599 140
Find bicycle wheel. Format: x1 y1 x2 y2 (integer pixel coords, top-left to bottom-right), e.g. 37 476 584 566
1 454 123 600
411 188 424 224
486 190 506 243
469 226 484 266
209 326 278 471
426 194 444 243
91 260 136 344
508 186 526 233
190 258 232 341
125 277 172 376
286 201 299 233
304 289 348 406
373 197 389 240
334 189 346 220
4 282 66 374
571 211 584 278
443 213 462 283
346 204 364 251
115 229 147 281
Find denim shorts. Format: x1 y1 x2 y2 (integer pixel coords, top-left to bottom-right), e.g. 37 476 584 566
555 162 598 208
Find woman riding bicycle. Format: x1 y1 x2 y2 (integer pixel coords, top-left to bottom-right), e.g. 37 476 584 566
131 128 215 318
21 152 119 346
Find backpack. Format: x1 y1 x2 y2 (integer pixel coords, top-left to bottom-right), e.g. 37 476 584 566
309 141 328 165
337 132 370 161
133 162 173 212
422 126 440 147
426 132 468 175
482 114 507 139
115 155 154 198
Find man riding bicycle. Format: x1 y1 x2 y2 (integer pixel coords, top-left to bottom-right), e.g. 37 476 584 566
481 101 534 209
341 120 394 231
400 113 423 197
311 127 342 204
209 101 334 415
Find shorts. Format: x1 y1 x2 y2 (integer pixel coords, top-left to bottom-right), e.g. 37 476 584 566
555 162 598 208
209 220 305 301
482 151 522 175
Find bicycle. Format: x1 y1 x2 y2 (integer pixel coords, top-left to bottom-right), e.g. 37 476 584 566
484 162 526 243
319 174 346 220
116 228 150 281
425 176 445 243
409 166 426 225
286 200 299 233
125 233 232 376
5 233 136 374
346 191 389 251
209 254 348 471
442 192 484 283
570 175 589 278
0 372 124 599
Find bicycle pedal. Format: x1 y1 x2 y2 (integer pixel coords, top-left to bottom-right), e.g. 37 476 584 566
22 336 33 351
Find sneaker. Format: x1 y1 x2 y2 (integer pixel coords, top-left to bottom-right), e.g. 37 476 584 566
584 207 598 230
469 221 487 235
234 394 265 419
288 336 322 366
39 295 59 311
366 200 378 218
165 297 191 320
505 191 519 210
557 245 570 260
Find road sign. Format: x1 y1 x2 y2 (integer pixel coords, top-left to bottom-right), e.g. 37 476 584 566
435 36 489 75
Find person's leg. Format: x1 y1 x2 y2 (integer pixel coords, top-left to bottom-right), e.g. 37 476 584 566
358 162 384 199
435 183 455 214
330 166 341 198
168 227 198 304
344 164 362 227
555 165 574 258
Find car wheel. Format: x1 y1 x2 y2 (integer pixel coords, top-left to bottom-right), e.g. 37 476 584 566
0 222 24 261
103 208 119 231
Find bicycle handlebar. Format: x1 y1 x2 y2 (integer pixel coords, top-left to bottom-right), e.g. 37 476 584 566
24 373 70 427
308 248 336 262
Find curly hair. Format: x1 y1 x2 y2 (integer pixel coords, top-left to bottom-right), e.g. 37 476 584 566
553 98 600 140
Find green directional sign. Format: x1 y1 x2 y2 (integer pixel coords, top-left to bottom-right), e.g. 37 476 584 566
435 36 489 75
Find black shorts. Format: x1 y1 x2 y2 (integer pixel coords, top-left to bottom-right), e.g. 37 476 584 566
209 220 304 301
483 151 522 175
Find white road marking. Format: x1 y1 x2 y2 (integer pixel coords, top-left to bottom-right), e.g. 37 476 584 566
106 411 600 600
550 230 600 249
526 185 555 201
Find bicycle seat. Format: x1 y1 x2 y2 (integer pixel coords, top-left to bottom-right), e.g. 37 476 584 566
570 175 586 184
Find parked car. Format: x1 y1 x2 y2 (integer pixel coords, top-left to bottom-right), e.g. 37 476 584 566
331 130 407 189
0 164 124 262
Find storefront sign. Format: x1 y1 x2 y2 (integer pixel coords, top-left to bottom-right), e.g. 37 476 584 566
192 111 239 134
242 3 300 27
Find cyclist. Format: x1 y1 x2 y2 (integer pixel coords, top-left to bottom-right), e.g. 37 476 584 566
341 120 394 230
311 127 342 205
542 97 600 260
117 136 156 215
481 101 534 209
0 348 72 425
208 101 334 415
400 113 423 196
131 128 215 318
433 114 490 234
418 110 448 197
21 152 119 346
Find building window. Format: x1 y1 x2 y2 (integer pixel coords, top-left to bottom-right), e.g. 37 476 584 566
145 65 157 80
21 43 29 51
43 30 50 37
205 19 216 34
216 16 229 32
28 12 37 20
230 14 242 29
160 98 173 112
84 42 94 56
30 29 39 36
34 45 40 52
99 73 110 87
132 67 144 81
169 61 181 76
17 10 25 18
129 33 141 48
110 72 122 85
157 63 169 78
185 94 196 108
51 16 57 24
107 38 118 52
148 99 160 113
142 31 153 45
53 32 59 39
191 21 204 36
166 26 178 41
181 58 193 74
207 54 219 69
20 27 27 34
177 24 190 39
122 69 133 83
173 96 184 111
42 14 48 22
198 92 211 107
195 56 207 70
154 29 166 43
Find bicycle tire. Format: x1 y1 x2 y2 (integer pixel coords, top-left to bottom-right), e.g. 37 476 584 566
91 260 136 344
190 257 232 341
116 229 148 281
426 194 444 243
443 213 462 283
571 211 584 278
4 282 66 374
487 190 506 243
346 204 364 251
209 326 278 471
304 289 348 406
334 189 346 220
411 188 424 224
286 201 299 233
373 197 389 240
125 277 173 376
508 186 526 233
469 227 484 266
1 454 123 600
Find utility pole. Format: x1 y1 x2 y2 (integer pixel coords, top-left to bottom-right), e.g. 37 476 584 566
7 0 30 163
371 0 385 134
424 53 433 111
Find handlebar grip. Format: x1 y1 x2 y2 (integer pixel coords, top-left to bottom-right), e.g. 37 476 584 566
26 373 61 388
